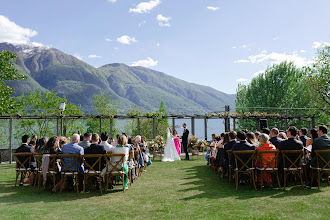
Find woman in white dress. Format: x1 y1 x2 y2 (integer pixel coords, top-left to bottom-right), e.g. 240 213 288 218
162 128 181 162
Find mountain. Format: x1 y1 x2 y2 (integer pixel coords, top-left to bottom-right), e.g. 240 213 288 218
1 42 236 114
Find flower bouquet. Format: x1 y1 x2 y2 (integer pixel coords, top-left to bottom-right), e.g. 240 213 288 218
196 139 208 152
148 135 165 152
188 135 199 149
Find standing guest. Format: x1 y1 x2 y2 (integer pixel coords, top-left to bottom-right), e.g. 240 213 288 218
299 128 308 147
230 131 255 170
78 132 92 149
262 128 271 136
85 133 107 170
111 134 129 190
182 123 189 160
15 135 35 185
255 133 277 184
269 128 284 149
279 132 288 140
247 132 259 149
100 132 114 152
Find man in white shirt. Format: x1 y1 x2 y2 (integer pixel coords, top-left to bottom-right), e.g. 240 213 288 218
100 132 114 152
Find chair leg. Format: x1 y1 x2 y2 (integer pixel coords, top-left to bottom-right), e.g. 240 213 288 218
53 174 57 193
235 171 239 191
37 173 41 193
122 174 125 193
83 175 86 193
318 170 321 190
99 177 102 194
76 175 79 194
15 172 19 187
283 171 287 190
60 175 63 192
311 170 314 189
299 171 304 189
251 170 257 191
260 171 263 190
276 171 281 189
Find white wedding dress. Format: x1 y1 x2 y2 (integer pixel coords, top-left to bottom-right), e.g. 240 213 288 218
162 128 181 162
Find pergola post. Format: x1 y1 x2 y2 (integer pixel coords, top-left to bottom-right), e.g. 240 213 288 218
110 118 113 139
191 117 195 136
172 117 175 133
153 117 157 139
60 116 63 136
312 116 315 129
204 117 207 140
99 117 102 134
256 118 260 131
308 120 311 132
9 118 12 164
56 118 59 137
285 117 288 131
233 118 236 131
137 118 140 135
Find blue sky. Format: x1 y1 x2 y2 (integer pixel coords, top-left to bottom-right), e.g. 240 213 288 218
1 0 330 94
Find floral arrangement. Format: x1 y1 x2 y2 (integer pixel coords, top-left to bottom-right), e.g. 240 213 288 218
147 135 165 151
196 139 208 151
188 135 199 149
206 112 282 118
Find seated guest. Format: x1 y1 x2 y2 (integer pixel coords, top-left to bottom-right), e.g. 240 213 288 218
224 131 238 170
247 132 259 149
230 131 255 170
78 132 92 149
279 132 288 140
262 128 271 136
255 133 276 184
111 134 129 190
305 128 318 159
278 126 304 168
269 128 284 149
254 131 261 140
214 133 229 170
311 125 330 168
36 137 48 153
84 133 107 170
59 136 69 149
100 132 114 152
299 127 308 147
62 134 84 174
43 136 60 154
29 140 36 152
16 135 35 185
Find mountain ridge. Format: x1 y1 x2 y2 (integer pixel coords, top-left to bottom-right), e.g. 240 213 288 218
1 42 236 114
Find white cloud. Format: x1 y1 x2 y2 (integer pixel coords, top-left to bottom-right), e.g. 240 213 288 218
130 57 158 68
129 0 161 14
138 21 147 27
312 41 330 49
235 51 310 68
236 78 249 82
0 15 38 44
73 53 83 61
156 14 171 27
105 38 112 42
232 44 247 49
273 37 279 41
107 0 117 2
207 6 220 11
253 70 265 77
88 54 102 58
114 47 119 50
156 43 160 46
300 50 306 53
117 35 137 45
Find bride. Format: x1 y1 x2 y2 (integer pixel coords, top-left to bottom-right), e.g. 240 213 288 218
162 128 181 162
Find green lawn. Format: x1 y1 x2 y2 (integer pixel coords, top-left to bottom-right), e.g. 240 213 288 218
0 157 329 220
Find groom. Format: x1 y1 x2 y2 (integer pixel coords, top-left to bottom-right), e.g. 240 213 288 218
182 123 189 160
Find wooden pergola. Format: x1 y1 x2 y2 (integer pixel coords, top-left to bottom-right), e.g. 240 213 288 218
0 112 316 163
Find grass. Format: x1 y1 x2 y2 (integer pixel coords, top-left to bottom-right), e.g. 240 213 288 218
0 157 330 220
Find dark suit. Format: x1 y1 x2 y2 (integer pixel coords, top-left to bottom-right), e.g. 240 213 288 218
278 137 303 168
15 143 35 169
182 128 189 160
230 140 255 169
84 144 106 171
299 136 308 147
269 136 284 149
311 135 330 168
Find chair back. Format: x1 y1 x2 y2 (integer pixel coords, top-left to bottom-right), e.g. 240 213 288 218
14 153 33 171
34 153 43 171
58 154 79 174
315 150 330 170
104 153 125 174
226 150 232 165
81 154 103 173
233 150 256 172
281 150 303 170
256 150 279 170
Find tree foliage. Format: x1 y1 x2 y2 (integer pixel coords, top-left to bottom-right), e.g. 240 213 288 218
0 50 26 114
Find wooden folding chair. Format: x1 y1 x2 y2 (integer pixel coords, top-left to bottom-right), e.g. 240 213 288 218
57 154 80 193
281 150 304 190
226 150 232 183
256 150 281 190
311 150 330 190
232 150 256 191
13 153 33 187
104 153 126 192
81 154 103 193
35 154 58 193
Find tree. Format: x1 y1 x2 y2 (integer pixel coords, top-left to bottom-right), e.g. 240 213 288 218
236 61 309 130
0 50 26 115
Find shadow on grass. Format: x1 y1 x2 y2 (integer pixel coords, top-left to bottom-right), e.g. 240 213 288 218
179 164 321 201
